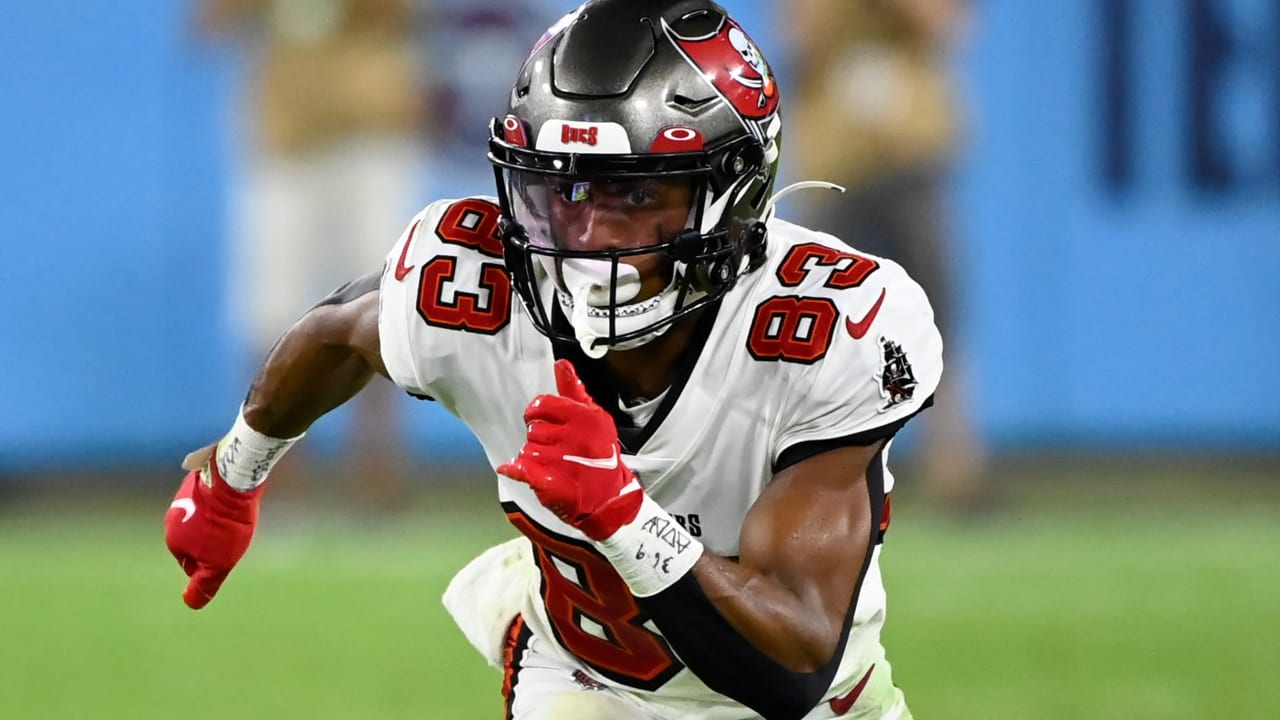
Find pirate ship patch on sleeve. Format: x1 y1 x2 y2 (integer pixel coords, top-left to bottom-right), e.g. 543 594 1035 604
877 336 918 411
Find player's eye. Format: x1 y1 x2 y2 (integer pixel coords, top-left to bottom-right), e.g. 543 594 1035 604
625 189 647 206
609 181 660 208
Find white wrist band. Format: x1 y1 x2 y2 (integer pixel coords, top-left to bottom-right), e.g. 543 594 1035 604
594 493 704 598
214 408 304 491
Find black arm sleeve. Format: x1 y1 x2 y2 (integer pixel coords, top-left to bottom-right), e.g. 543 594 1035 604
634 449 887 720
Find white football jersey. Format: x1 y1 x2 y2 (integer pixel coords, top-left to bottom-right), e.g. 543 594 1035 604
379 196 943 719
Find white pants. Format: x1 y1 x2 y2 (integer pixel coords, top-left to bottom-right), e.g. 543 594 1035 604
448 539 913 720
501 617 656 720
499 615 913 720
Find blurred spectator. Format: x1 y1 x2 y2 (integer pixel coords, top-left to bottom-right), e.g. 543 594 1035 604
786 0 988 512
196 0 432 511
425 0 557 160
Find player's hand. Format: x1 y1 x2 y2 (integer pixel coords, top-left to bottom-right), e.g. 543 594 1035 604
164 442 264 609
498 359 642 541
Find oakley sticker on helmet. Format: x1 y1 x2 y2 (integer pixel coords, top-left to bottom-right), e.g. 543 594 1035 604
648 126 705 153
502 116 529 147
536 120 632 154
663 17 779 120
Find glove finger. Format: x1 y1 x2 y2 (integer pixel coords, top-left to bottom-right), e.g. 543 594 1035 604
183 565 227 610
503 456 561 492
169 550 199 577
496 460 529 483
513 457 575 516
524 394 589 425
525 419 570 446
554 359 594 405
520 452 577 486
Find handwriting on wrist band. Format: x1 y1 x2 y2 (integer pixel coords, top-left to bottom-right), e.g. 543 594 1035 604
634 543 673 573
640 515 693 554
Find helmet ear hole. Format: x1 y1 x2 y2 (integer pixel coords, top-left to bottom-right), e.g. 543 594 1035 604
711 142 766 193
721 144 764 178
690 255 734 293
721 153 745 177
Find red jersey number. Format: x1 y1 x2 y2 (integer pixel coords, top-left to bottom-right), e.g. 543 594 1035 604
748 244 880 362
415 199 512 333
435 198 505 258
747 296 839 363
776 242 879 289
506 507 682 691
415 258 511 334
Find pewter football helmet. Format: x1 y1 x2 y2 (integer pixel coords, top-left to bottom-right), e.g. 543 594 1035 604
488 0 782 355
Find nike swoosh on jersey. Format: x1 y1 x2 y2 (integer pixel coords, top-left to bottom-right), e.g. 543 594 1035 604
562 447 619 470
845 288 886 340
169 498 196 523
827 664 875 715
393 220 422 282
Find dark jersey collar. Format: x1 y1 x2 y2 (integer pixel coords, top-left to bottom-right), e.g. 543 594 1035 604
550 301 721 454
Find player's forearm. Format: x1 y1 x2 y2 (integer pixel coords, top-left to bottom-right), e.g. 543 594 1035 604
243 336 372 438
689 552 843 672
590 491 866 720
242 293 383 438
632 555 850 720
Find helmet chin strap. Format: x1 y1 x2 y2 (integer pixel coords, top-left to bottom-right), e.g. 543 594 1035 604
542 256 704 358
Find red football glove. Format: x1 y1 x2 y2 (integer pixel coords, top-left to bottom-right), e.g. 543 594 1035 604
498 359 643 541
164 443 264 609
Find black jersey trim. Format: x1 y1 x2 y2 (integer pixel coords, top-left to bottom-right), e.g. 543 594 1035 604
312 269 381 308
772 394 934 475
635 447 887 720
550 301 721 454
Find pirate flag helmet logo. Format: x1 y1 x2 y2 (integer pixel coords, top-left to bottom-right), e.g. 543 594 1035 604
663 15 780 120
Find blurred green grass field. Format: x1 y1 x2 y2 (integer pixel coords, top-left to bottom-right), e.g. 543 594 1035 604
1 461 1277 720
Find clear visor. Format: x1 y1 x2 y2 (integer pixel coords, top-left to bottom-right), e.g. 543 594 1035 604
502 170 698 254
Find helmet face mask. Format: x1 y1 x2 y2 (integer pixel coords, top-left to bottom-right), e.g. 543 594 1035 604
495 161 740 353
488 0 781 355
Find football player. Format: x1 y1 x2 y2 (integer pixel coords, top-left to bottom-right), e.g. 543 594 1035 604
164 2 941 719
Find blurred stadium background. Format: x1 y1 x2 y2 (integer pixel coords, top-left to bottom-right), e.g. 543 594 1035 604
1 1 1277 718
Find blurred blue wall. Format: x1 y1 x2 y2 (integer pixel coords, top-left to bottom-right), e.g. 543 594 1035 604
952 0 1279 449
1 1 1277 472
